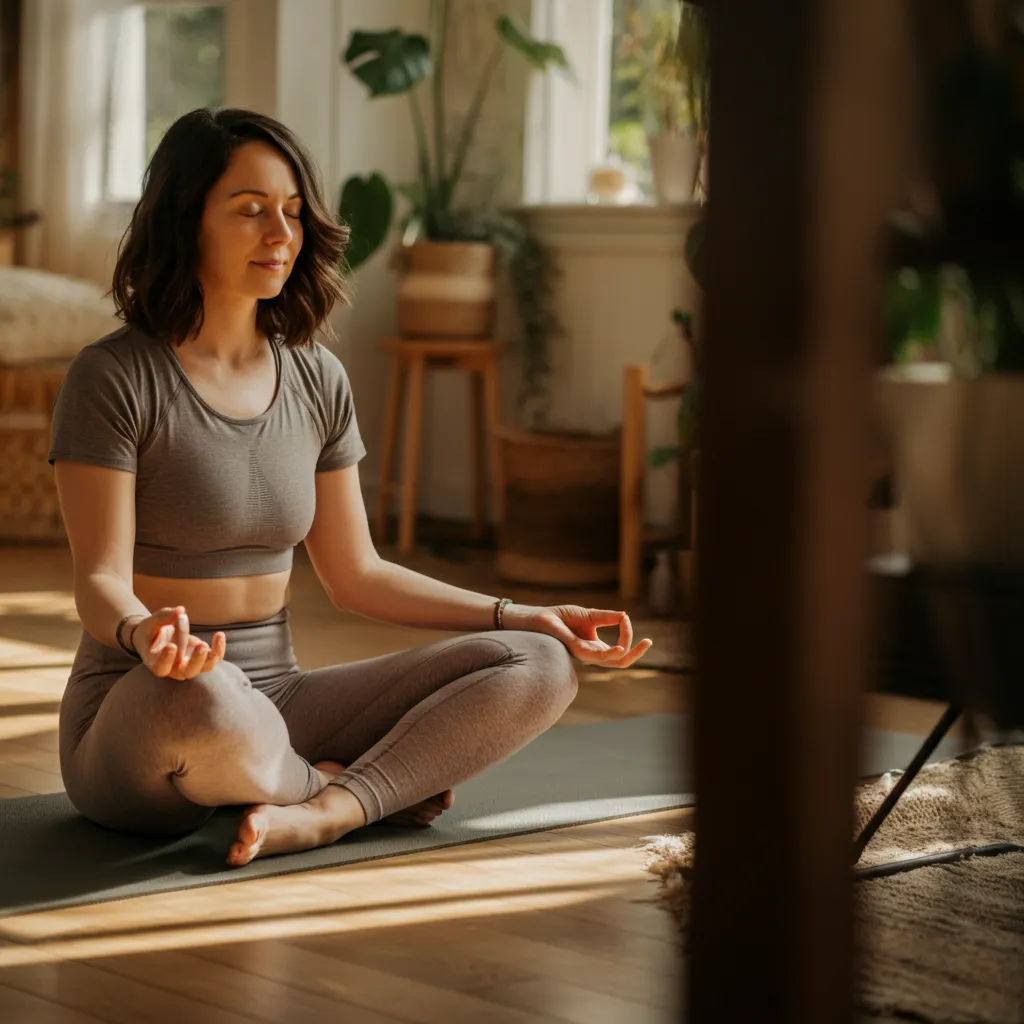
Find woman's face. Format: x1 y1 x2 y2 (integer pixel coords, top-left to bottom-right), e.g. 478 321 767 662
196 140 304 302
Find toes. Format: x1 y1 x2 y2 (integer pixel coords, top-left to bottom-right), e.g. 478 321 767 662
227 842 254 866
228 807 267 866
237 808 265 845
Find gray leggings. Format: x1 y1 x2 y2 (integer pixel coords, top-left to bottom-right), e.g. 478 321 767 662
59 609 578 836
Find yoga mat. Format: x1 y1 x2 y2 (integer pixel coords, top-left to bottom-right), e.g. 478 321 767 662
0 714 970 917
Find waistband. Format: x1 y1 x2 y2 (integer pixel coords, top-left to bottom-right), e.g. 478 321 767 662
189 607 290 632
70 606 298 686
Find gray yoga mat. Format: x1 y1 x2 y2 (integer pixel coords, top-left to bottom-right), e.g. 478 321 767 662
0 713 969 917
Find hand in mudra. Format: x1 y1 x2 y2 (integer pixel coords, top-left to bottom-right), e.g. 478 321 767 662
131 605 227 680
503 603 653 668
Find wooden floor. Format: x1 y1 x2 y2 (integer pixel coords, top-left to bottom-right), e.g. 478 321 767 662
0 541 949 1023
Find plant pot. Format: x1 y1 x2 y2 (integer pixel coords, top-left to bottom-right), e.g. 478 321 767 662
876 366 1024 566
396 241 496 338
648 133 700 205
495 426 621 587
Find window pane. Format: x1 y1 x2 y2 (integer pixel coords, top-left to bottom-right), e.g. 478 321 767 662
145 5 225 163
104 3 225 201
608 0 682 199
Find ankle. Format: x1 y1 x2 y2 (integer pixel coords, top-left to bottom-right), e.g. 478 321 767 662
316 783 368 842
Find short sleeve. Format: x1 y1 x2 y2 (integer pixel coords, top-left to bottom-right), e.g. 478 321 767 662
48 345 141 471
316 344 366 472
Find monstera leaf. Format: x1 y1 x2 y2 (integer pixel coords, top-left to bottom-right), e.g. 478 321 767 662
495 15 572 76
343 30 432 98
337 173 394 272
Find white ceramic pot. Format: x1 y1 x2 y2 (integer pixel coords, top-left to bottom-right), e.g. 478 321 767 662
876 365 1024 566
648 133 700 204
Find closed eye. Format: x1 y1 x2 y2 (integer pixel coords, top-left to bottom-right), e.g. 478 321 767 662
239 211 302 221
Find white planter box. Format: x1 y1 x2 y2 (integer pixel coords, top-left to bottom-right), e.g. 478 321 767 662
877 365 1024 566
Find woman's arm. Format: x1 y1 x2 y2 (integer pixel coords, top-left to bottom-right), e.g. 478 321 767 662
305 466 653 666
55 460 228 677
54 461 151 648
304 465 498 631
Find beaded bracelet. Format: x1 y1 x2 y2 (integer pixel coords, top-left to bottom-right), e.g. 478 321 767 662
493 597 513 630
115 614 143 659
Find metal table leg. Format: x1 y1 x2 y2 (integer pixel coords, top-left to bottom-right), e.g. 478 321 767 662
852 704 1024 879
852 704 961 866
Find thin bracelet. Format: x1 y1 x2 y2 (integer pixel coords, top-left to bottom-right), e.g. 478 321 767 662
115 614 144 659
494 598 513 630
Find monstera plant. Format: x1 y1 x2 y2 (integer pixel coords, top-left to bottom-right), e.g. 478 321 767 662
337 3 571 417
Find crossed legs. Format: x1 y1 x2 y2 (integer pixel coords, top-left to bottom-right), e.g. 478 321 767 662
60 630 578 863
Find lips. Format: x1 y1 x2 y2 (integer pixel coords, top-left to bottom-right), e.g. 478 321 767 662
252 259 286 270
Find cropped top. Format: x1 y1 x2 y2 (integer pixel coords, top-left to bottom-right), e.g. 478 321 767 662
47 323 366 578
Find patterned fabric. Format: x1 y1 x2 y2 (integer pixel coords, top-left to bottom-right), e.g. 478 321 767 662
0 267 119 364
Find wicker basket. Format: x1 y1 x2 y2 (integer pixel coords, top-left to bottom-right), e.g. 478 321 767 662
0 361 69 542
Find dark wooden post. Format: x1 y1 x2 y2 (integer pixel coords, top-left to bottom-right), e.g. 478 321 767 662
688 1 911 1021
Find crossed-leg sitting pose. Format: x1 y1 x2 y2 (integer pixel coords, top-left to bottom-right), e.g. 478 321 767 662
50 108 652 867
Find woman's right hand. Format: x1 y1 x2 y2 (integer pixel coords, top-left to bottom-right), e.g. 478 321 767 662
129 605 227 680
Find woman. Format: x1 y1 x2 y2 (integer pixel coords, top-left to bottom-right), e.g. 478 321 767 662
49 108 652 868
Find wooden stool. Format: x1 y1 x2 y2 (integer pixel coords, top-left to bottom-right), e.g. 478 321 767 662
376 337 506 553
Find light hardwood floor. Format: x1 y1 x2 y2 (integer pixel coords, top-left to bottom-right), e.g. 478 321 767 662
0 542 948 1023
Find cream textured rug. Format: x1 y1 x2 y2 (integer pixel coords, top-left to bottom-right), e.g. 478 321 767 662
640 744 1024 1024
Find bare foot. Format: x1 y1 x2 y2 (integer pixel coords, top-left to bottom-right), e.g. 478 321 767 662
226 761 364 867
381 787 455 828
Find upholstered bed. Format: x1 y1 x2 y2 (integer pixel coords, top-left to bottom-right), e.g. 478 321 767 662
0 266 121 540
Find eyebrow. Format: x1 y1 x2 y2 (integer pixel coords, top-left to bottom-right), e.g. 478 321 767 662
229 190 302 200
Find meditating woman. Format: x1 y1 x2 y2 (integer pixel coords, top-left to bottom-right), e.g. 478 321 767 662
49 107 651 867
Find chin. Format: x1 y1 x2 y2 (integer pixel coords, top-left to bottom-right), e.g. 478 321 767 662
254 284 286 301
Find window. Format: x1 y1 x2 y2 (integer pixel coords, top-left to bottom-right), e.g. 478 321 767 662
523 0 689 205
608 0 680 199
103 3 226 202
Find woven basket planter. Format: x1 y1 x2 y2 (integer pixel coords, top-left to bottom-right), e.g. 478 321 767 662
495 427 621 587
0 361 69 543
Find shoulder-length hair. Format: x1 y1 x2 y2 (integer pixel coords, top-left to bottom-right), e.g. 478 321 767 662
112 107 349 348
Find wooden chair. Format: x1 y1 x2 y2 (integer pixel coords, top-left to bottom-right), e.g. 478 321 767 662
619 364 699 603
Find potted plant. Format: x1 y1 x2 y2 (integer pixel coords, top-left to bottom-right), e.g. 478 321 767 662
337 3 569 366
875 8 1024 569
616 0 708 204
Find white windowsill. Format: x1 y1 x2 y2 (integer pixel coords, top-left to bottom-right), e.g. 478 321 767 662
513 201 704 252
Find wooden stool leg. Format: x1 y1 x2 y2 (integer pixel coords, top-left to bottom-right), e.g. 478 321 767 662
398 354 426 555
619 365 647 600
482 358 504 525
470 369 487 541
376 353 405 543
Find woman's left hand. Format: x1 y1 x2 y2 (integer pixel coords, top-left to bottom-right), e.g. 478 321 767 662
502 603 653 668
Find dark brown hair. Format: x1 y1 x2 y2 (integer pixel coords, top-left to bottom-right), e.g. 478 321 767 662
112 107 349 347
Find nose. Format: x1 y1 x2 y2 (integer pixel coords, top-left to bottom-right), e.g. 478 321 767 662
264 209 295 246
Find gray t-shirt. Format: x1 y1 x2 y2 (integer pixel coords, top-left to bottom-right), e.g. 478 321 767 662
48 323 366 579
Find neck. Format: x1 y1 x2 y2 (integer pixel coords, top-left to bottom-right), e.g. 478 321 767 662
188 291 265 364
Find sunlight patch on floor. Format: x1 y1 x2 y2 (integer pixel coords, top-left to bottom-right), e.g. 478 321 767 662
0 716 59 742
0 637 74 666
0 591 77 618
0 873 642 965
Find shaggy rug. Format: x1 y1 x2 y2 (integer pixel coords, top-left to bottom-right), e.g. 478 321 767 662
640 743 1024 1024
